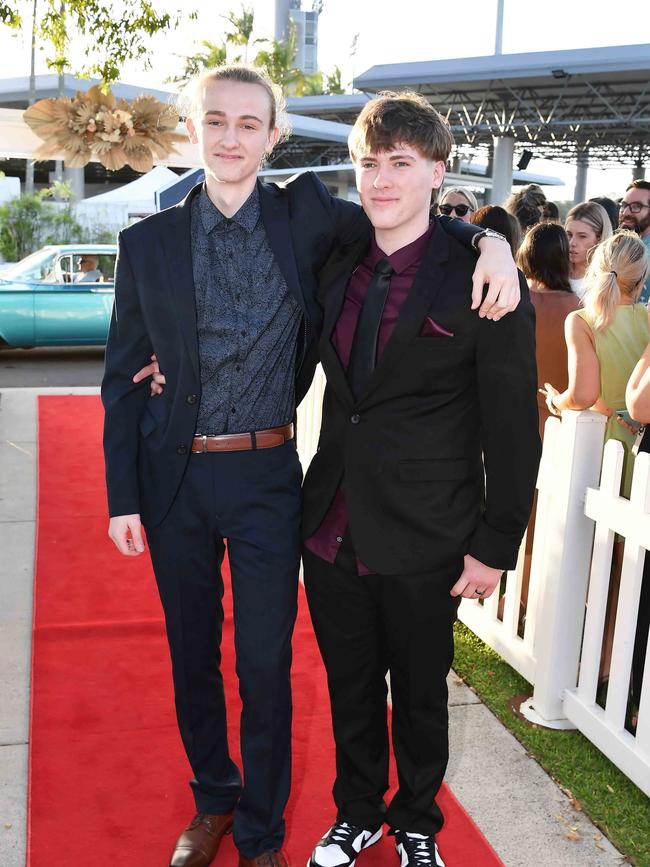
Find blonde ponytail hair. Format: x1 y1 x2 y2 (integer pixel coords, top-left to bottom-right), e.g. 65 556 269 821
582 231 650 332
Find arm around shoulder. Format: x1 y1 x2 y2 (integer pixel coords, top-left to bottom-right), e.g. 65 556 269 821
303 171 369 247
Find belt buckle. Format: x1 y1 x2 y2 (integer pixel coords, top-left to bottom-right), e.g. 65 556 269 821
201 434 208 454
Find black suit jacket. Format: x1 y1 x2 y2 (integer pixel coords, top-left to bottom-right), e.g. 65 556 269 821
102 172 486 528
302 226 542 575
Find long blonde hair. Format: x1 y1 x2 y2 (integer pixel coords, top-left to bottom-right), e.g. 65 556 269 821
582 231 650 332
566 201 613 244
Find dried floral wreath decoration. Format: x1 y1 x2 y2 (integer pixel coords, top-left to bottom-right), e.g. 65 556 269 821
23 85 186 173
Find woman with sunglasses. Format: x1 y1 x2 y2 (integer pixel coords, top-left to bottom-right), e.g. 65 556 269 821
438 187 478 222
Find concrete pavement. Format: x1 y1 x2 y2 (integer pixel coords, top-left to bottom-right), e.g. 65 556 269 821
0 388 627 866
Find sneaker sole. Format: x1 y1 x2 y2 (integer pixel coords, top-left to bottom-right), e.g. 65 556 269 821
306 827 383 867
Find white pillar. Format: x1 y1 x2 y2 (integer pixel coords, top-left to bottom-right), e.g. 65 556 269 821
494 0 504 54
490 135 514 206
274 0 291 40
574 151 589 204
63 166 85 200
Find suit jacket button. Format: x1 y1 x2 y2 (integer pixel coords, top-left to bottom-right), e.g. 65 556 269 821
177 444 188 455
350 414 360 424
186 394 198 405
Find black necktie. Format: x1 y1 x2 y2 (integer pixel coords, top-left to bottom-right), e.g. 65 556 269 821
347 258 394 399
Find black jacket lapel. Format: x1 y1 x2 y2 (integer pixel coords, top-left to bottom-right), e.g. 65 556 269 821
164 184 201 380
318 240 368 407
356 227 451 405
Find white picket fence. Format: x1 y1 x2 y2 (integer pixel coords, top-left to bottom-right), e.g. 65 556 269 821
296 372 650 796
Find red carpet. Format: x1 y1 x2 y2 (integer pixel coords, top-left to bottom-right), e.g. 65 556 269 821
27 395 503 866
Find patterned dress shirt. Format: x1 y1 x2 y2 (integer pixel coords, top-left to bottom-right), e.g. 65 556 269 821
191 185 302 435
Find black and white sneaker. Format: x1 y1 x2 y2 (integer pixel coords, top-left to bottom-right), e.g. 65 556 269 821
394 831 445 867
307 820 382 866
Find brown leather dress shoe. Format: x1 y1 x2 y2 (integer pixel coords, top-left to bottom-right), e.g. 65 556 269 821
169 812 234 867
238 850 290 867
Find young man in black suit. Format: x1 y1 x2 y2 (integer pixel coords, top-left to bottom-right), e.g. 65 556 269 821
302 92 541 867
104 66 520 867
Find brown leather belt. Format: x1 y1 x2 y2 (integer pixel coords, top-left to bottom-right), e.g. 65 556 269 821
191 423 294 453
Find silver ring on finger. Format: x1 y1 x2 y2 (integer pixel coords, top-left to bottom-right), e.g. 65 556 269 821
474 587 485 596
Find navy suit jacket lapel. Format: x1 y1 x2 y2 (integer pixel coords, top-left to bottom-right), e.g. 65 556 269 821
164 184 200 379
258 179 308 317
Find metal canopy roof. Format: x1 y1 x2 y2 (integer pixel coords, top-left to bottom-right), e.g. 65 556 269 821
286 93 369 119
353 44 650 169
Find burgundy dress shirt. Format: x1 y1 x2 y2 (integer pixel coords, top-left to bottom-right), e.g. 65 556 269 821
304 223 435 573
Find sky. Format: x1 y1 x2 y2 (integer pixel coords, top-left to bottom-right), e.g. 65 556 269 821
1 0 649 199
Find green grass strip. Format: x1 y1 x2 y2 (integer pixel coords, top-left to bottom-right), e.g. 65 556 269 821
453 621 650 866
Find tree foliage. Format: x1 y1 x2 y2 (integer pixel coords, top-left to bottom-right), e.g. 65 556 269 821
0 185 116 261
169 39 228 86
0 1 20 26
173 6 344 97
222 5 261 62
0 192 83 261
0 0 191 85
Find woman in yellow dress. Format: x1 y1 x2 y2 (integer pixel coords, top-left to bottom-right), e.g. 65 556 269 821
542 231 650 497
542 231 650 692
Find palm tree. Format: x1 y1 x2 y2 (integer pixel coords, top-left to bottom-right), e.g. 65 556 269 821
169 40 228 86
222 5 260 63
324 66 343 95
170 7 344 97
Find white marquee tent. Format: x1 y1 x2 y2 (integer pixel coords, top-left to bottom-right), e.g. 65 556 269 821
82 165 179 216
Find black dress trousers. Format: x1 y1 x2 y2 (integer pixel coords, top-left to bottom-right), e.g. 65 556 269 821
303 536 461 835
145 441 302 860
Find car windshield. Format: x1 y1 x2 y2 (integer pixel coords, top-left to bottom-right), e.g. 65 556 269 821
2 248 58 282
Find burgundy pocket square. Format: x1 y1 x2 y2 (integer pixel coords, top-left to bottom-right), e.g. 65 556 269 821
420 317 454 338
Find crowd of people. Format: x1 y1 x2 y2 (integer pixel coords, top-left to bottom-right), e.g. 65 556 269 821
433 178 650 454
436 177 650 732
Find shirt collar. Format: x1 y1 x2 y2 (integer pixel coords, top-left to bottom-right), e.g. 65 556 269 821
369 222 435 275
199 184 260 235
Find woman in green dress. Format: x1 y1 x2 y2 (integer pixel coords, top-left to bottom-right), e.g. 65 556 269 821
542 230 650 497
541 231 650 694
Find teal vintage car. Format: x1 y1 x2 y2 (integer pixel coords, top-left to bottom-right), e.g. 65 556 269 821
0 244 117 348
